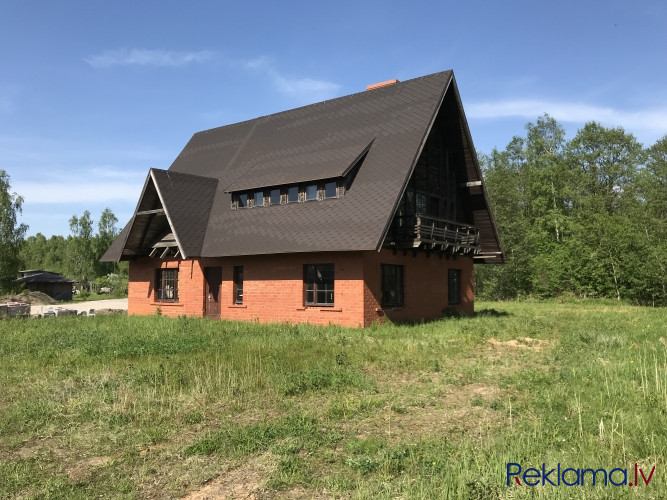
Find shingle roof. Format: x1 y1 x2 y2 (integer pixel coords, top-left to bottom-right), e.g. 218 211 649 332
18 271 77 284
102 70 503 263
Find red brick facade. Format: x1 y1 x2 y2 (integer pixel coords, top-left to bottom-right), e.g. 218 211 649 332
128 249 474 327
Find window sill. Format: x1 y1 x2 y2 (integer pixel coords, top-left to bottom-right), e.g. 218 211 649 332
228 304 248 309
298 306 341 312
379 306 405 311
151 302 182 307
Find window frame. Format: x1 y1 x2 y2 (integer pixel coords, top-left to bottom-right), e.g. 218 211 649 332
304 263 335 306
381 264 404 308
269 188 281 205
233 266 244 304
448 269 461 305
305 183 318 201
156 268 179 302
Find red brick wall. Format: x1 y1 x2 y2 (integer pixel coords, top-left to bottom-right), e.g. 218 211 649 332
128 258 205 317
362 249 474 326
127 249 474 327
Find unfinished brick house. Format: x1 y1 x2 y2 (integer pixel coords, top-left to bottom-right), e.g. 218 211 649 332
101 70 503 327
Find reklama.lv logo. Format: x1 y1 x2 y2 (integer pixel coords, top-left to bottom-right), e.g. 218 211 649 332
507 462 655 487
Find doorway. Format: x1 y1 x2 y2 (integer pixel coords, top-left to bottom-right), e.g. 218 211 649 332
204 266 222 318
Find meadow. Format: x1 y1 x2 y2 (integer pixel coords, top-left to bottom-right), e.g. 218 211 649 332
0 300 665 499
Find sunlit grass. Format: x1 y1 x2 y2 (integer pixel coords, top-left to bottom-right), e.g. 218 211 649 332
0 301 665 498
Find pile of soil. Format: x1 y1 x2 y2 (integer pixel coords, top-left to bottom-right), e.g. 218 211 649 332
1 291 59 306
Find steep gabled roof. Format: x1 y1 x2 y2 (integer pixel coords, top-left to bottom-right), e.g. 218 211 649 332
102 70 503 263
102 169 217 260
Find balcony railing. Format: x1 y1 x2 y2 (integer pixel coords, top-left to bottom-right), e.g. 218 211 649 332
390 214 480 253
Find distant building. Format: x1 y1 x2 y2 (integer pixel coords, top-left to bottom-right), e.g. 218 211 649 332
18 270 78 301
102 70 504 327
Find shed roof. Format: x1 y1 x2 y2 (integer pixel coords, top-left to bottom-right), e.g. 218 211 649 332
18 271 78 284
102 70 503 263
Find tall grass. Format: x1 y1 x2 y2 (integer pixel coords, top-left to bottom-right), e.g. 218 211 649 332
0 301 665 498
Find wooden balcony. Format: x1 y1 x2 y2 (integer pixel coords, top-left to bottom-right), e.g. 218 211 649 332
388 214 480 253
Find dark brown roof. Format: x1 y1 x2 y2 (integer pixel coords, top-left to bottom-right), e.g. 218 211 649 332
18 271 77 284
102 70 504 263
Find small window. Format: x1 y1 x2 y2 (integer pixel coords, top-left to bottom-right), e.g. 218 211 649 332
287 186 299 203
238 193 248 208
156 269 178 302
448 269 461 305
305 184 318 201
381 264 404 307
270 188 281 205
254 191 264 207
233 266 243 304
304 264 334 306
324 181 337 199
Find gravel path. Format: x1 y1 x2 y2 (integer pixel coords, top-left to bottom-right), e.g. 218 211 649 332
30 298 128 317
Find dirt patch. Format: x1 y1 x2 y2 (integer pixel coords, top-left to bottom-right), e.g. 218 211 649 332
16 438 67 459
181 453 277 500
1 290 59 305
488 337 549 351
65 456 112 482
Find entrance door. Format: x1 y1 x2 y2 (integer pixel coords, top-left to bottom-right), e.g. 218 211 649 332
204 267 222 318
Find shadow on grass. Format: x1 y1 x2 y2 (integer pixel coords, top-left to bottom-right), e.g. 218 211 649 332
474 308 511 317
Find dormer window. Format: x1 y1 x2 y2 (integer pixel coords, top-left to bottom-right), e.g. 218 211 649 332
231 178 342 210
324 181 337 199
287 186 299 203
305 184 318 201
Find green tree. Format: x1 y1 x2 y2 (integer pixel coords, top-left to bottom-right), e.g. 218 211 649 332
68 210 95 285
95 207 119 276
0 170 28 292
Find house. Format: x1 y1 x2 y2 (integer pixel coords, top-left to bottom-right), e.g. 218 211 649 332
17 270 78 301
101 70 503 327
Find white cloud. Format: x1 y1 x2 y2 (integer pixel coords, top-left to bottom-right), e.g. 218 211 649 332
244 56 340 100
467 99 667 135
85 49 214 68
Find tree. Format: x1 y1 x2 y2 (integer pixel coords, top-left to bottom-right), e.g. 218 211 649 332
0 170 28 292
68 210 95 285
95 207 119 276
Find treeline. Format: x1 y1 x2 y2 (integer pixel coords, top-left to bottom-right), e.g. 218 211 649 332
476 115 666 306
18 209 128 293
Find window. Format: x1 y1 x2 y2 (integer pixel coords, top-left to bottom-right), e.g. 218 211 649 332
233 266 243 304
270 188 281 205
448 269 461 305
253 190 264 207
238 193 248 208
381 264 404 307
287 186 299 203
305 184 318 201
304 264 334 306
324 181 338 199
156 269 178 302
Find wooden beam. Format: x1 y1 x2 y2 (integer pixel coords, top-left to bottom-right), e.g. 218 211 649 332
136 208 165 216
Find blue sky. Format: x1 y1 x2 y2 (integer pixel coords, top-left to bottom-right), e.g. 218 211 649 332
2 0 665 237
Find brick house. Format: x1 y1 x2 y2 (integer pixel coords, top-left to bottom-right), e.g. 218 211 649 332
101 70 503 327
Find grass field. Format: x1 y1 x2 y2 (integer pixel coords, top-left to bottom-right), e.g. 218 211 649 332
0 300 665 499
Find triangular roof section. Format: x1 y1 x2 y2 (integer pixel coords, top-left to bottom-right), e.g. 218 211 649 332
102 70 503 263
102 169 217 260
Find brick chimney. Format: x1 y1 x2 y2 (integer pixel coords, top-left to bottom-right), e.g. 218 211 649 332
366 79 399 91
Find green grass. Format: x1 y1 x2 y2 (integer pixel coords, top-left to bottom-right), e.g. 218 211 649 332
0 300 665 499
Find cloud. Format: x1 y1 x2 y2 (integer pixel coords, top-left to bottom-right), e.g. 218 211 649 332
85 49 213 68
244 56 340 101
467 99 667 135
